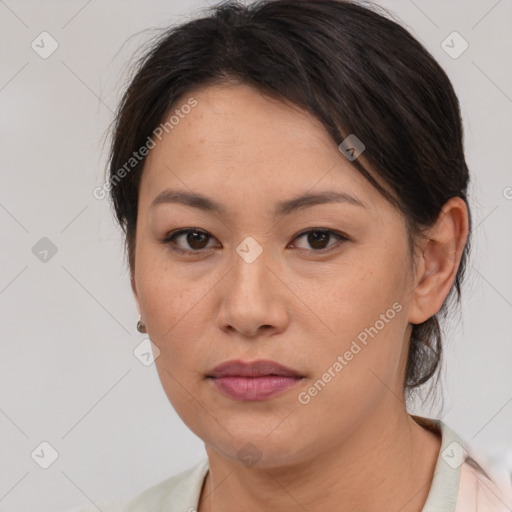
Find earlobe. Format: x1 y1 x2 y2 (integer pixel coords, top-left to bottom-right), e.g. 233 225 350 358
408 197 469 325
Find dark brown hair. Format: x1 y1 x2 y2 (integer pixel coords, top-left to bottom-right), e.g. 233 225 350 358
107 0 472 397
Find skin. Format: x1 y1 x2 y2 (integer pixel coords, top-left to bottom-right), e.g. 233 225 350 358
131 82 469 512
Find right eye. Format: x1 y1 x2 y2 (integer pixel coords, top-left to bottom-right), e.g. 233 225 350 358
161 228 219 254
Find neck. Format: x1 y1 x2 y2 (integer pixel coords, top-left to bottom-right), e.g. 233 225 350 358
198 405 441 512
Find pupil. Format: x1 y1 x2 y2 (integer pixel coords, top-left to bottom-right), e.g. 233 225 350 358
189 231 207 249
309 231 328 249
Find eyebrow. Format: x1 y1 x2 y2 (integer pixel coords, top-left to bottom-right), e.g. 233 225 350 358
150 189 367 216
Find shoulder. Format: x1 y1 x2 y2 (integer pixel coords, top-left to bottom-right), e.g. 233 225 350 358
456 455 512 512
68 459 209 512
412 416 512 512
123 458 209 512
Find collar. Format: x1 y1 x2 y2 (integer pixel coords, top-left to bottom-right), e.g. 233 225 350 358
132 416 475 511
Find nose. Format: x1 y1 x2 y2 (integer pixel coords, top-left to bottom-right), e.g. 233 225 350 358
215 246 289 339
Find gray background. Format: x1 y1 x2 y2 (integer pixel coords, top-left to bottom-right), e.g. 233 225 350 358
1 0 511 510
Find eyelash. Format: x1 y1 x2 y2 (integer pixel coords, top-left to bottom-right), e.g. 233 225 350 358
160 228 349 255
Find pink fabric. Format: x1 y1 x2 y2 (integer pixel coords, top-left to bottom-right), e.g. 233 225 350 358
455 460 512 512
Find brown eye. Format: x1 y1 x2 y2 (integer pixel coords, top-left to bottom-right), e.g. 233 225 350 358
185 230 210 249
291 229 348 252
307 231 330 249
162 229 216 254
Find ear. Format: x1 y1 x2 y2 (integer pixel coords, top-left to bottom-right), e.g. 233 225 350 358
408 197 469 325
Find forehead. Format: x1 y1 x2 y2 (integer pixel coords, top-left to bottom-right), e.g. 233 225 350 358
148 83 334 164
139 83 384 214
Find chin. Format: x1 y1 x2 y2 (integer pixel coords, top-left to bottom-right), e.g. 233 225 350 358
204 426 309 469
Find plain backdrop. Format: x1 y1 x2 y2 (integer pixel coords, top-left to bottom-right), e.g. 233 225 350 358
1 0 511 510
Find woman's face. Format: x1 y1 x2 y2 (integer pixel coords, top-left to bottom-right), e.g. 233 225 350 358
132 83 418 468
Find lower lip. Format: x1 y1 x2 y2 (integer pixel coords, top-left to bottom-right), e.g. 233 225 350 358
210 376 302 401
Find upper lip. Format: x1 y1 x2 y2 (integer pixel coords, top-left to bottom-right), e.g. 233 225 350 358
207 359 303 378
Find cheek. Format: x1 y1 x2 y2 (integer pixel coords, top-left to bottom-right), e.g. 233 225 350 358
137 254 205 344
297 242 411 389
153 358 213 443
295 294 408 433
142 271 209 423
302 251 409 343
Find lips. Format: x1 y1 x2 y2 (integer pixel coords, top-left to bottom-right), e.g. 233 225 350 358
206 359 304 401
207 359 303 378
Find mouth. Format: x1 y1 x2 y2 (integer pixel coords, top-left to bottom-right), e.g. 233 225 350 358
206 359 304 401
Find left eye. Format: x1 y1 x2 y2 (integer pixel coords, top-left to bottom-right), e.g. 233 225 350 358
290 229 348 252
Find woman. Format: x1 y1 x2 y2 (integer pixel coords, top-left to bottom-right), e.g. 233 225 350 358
89 0 512 510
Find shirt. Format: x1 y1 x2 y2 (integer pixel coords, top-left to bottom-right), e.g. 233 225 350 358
73 415 512 512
